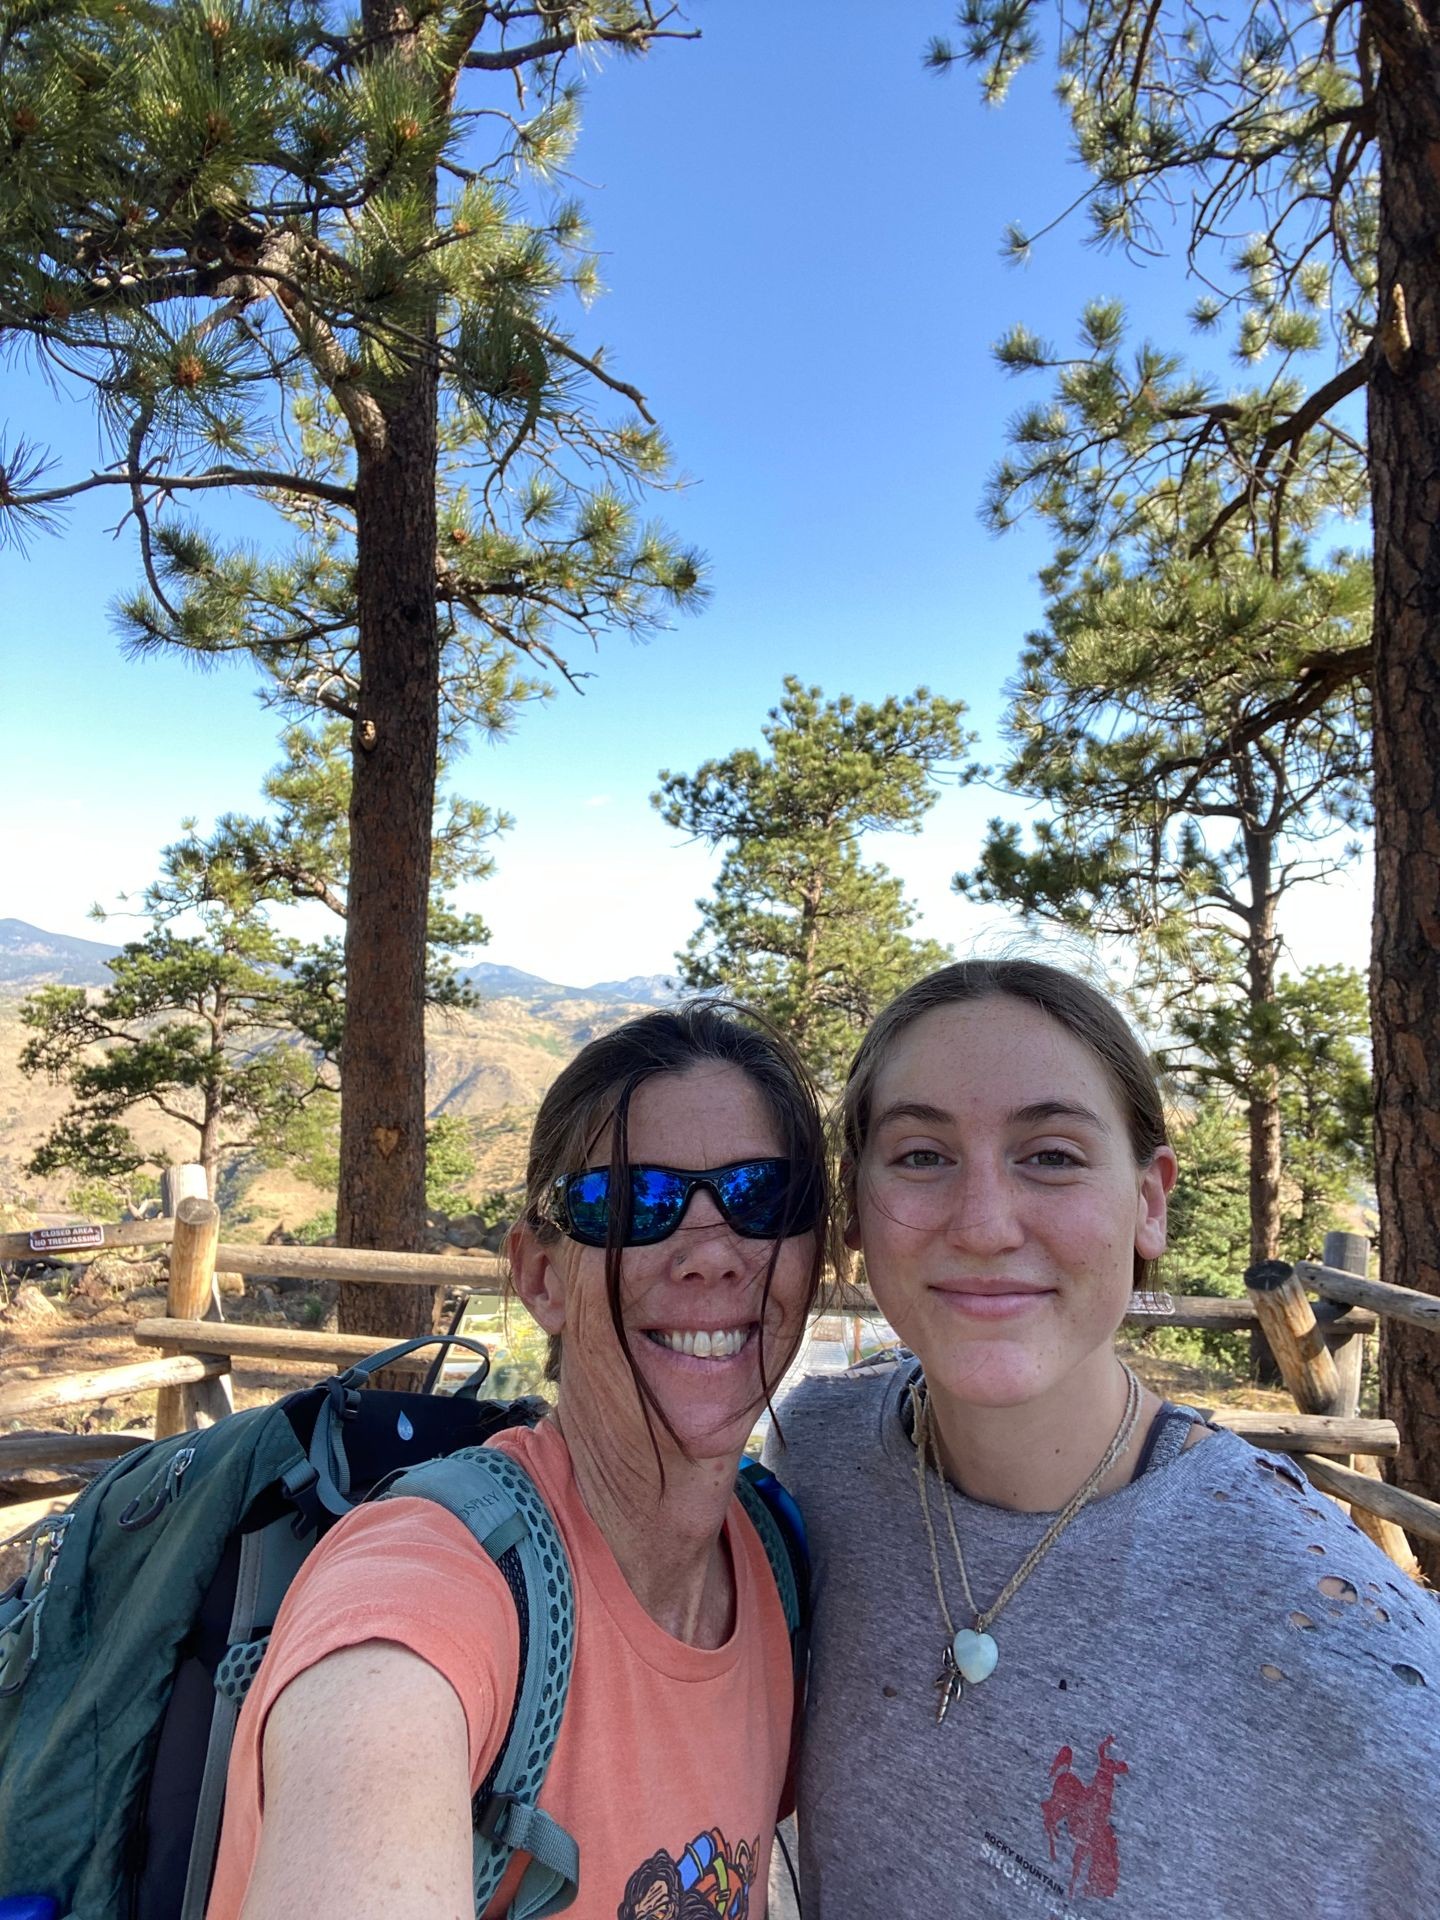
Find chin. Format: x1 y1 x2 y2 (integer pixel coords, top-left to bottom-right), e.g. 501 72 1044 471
629 1338 785 1463
918 1340 1058 1410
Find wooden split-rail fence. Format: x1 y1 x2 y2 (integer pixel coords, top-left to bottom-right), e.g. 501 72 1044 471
3 1190 1440 1578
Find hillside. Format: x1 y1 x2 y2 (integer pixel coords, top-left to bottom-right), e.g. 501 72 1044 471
0 929 677 1221
0 919 121 986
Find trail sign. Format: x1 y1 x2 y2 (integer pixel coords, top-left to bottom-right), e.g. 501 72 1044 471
27 1225 106 1254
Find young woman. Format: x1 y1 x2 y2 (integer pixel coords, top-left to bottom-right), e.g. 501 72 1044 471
209 1002 830 1920
770 959 1440 1918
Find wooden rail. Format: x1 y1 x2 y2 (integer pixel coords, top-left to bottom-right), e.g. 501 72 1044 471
134 1318 431 1371
1295 1453 1440 1547
0 1430 151 1471
0 1354 229 1423
1205 1411 1397 1457
1296 1261 1440 1336
0 1219 174 1260
208 1242 508 1289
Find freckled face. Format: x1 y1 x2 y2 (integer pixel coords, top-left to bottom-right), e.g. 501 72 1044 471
854 997 1173 1412
550 1063 816 1463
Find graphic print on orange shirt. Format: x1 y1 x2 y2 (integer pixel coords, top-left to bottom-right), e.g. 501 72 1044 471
1039 1736 1129 1899
617 1827 760 1920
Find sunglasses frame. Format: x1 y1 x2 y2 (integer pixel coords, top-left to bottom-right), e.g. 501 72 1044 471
547 1157 815 1249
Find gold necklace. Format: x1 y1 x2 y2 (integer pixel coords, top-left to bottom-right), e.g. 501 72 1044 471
913 1365 1142 1723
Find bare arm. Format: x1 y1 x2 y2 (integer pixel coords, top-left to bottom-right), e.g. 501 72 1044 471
237 1642 473 1920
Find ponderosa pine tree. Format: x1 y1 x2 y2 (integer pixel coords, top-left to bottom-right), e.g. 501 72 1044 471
0 0 703 1341
962 519 1371 1285
926 0 1440 1548
20 832 337 1196
655 680 972 1087
181 716 512 1052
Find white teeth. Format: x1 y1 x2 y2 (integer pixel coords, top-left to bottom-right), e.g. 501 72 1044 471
649 1327 749 1359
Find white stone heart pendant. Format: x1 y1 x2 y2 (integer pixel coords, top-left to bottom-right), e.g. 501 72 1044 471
951 1628 999 1684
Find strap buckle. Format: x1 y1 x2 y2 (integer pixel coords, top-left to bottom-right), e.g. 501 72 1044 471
476 1789 527 1844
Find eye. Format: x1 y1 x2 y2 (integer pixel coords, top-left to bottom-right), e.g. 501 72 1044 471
1024 1146 1082 1170
895 1147 950 1171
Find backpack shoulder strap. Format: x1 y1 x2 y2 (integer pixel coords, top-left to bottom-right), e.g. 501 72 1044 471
734 1459 809 1649
734 1460 811 1821
384 1445 578 1920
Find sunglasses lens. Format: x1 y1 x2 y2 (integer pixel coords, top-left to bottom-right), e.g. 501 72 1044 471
563 1169 614 1245
716 1159 814 1237
628 1167 688 1244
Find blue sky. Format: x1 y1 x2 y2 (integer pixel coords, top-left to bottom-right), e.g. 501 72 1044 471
1 0 1370 989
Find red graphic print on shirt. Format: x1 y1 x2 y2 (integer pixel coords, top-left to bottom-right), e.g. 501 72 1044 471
1039 1736 1128 1899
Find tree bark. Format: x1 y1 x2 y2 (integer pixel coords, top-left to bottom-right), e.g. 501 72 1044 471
1242 809 1284 1379
336 0 441 1346
1368 0 1440 1579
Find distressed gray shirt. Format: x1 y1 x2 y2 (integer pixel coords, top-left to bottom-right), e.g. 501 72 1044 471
766 1357 1440 1919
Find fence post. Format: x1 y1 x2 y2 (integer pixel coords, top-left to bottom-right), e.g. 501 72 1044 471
1319 1232 1421 1578
1243 1261 1342 1414
153 1197 234 1438
1319 1230 1369 1419
160 1162 209 1217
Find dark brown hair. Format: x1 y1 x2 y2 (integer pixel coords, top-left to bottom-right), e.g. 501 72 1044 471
842 959 1169 1287
517 999 833 1447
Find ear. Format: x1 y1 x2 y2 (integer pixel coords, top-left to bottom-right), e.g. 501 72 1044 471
842 1210 862 1252
1134 1146 1178 1263
506 1220 570 1337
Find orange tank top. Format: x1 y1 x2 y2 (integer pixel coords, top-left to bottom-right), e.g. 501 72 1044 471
207 1418 794 1918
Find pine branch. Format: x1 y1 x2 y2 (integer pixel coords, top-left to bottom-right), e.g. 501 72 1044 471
1193 353 1371 556
14 466 356 514
457 19 699 76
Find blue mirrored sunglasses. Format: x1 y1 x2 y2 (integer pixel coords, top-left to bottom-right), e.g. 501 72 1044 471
547 1158 819 1248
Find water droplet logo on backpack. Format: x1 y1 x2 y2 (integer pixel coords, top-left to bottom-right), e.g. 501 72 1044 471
397 1412 414 1441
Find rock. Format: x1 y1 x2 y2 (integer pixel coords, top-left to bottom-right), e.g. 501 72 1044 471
67 1253 155 1314
0 1284 61 1325
446 1215 489 1250
216 1271 246 1297
252 1284 285 1323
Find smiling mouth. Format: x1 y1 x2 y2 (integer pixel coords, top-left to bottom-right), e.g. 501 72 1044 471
644 1326 755 1359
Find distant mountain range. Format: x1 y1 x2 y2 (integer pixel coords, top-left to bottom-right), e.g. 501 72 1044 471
0 919 122 986
459 961 677 1005
0 918 676 1004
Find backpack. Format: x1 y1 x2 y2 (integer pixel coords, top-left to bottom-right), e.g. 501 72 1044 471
0 1335 808 1920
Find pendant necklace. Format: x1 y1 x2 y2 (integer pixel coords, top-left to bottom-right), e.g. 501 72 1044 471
913 1365 1142 1724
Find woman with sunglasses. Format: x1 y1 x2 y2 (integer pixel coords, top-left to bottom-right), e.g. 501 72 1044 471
768 959 1440 1918
210 1002 829 1920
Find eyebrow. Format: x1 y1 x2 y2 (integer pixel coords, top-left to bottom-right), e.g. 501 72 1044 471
871 1098 1111 1133
872 1101 953 1131
1008 1100 1111 1133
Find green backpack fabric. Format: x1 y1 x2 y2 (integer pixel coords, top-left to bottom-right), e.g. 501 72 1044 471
0 1338 809 1920
0 1337 578 1920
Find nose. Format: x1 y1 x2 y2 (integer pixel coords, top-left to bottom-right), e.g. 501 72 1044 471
943 1157 1025 1256
669 1185 746 1281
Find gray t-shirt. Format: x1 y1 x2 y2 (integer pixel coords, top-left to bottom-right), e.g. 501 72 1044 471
766 1356 1440 1919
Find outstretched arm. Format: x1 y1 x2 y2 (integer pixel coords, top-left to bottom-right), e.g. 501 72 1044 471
237 1642 473 1920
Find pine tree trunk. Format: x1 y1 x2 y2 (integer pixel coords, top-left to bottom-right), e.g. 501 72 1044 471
1239 807 1285 1378
1368 0 1440 1578
336 0 441 1346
